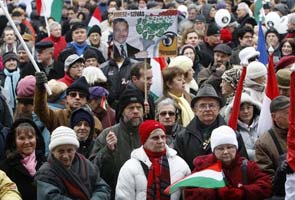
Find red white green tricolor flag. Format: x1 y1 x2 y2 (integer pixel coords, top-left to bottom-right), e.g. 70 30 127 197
165 161 226 194
36 0 63 22
88 7 102 27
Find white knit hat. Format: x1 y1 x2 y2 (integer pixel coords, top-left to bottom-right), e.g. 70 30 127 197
210 125 238 151
168 55 193 73
49 126 80 151
246 61 267 79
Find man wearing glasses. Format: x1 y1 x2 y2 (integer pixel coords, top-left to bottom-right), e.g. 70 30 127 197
175 84 226 169
34 73 103 135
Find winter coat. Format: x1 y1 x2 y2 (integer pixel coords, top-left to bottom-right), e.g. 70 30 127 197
35 153 111 200
255 125 287 179
0 170 22 199
41 35 67 60
90 119 141 198
175 115 226 169
0 119 46 200
115 146 191 200
285 173 295 200
184 153 272 200
58 73 75 87
34 86 103 133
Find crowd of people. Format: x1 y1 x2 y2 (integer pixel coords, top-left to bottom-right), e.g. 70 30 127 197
0 0 294 199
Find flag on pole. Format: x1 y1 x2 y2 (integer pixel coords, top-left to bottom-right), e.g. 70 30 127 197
257 53 279 135
36 0 63 22
254 0 263 23
228 67 247 131
287 69 295 171
150 57 167 101
88 7 102 28
165 161 225 194
257 22 268 65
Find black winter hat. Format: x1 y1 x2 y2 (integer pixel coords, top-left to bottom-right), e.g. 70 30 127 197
70 106 94 131
116 88 144 122
83 49 99 61
191 84 223 107
88 25 101 37
66 76 90 98
71 22 87 32
265 28 280 40
2 52 19 65
207 23 220 36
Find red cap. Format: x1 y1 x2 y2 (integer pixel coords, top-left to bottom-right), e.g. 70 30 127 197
139 120 166 145
276 55 295 71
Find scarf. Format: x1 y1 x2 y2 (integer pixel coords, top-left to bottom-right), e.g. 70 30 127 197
48 153 92 200
3 68 20 110
21 151 37 176
71 42 88 56
168 92 194 127
144 148 170 200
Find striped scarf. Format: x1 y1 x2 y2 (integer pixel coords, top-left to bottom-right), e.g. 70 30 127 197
144 148 170 200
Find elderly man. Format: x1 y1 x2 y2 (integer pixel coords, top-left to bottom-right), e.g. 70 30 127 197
197 43 232 95
286 13 295 39
35 126 111 199
175 84 226 169
34 72 103 134
255 96 290 179
276 68 291 97
90 88 144 199
21 41 64 80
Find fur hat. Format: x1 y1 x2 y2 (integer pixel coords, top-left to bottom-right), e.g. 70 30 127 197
221 68 241 89
270 96 290 113
191 84 222 108
246 61 267 79
49 126 79 151
210 125 238 151
276 68 291 89
82 67 107 86
66 76 90 97
239 47 260 65
47 79 68 102
168 56 193 73
139 120 166 145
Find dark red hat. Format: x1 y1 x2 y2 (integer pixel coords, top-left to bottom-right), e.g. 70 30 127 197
139 120 166 145
276 55 295 71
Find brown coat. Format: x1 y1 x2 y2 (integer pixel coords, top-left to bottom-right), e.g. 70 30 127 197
255 125 287 179
34 86 103 133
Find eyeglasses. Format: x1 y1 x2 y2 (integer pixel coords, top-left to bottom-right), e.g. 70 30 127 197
71 63 85 69
196 103 219 111
150 135 167 141
159 111 176 117
215 145 236 153
68 92 87 98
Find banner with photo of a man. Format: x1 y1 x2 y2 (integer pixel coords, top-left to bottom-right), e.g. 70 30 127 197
112 9 178 59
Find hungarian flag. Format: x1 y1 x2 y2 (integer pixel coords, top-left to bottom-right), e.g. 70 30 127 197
150 57 167 101
287 70 295 171
36 0 63 22
88 7 102 28
257 53 279 135
165 161 225 194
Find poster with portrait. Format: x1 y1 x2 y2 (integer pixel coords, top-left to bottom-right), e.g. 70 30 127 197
112 9 178 59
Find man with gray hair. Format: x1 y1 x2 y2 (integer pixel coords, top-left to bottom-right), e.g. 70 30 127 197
286 13 295 39
41 22 67 60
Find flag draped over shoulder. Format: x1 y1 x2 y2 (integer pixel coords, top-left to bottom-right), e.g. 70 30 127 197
287 71 295 171
88 7 102 28
257 22 268 65
164 161 225 194
228 67 247 131
150 57 167 101
36 0 63 22
257 53 279 135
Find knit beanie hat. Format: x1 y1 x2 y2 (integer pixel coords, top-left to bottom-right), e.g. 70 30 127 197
246 61 267 79
210 125 238 151
83 49 99 61
2 52 19 65
168 55 193 73
66 76 90 97
221 68 241 89
17 75 36 98
179 44 196 56
70 107 94 129
87 25 101 37
139 120 166 145
116 88 144 122
49 126 79 151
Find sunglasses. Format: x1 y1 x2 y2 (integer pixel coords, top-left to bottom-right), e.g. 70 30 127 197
68 92 87 98
159 111 176 117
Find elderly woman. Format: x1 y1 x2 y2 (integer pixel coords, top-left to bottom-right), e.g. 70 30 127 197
161 66 194 126
184 125 272 200
35 126 111 200
115 120 190 200
225 93 261 160
0 118 46 200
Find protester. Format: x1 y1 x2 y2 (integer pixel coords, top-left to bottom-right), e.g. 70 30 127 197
116 120 191 200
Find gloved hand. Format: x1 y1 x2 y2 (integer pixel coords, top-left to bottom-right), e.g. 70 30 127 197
35 71 48 88
217 186 244 199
